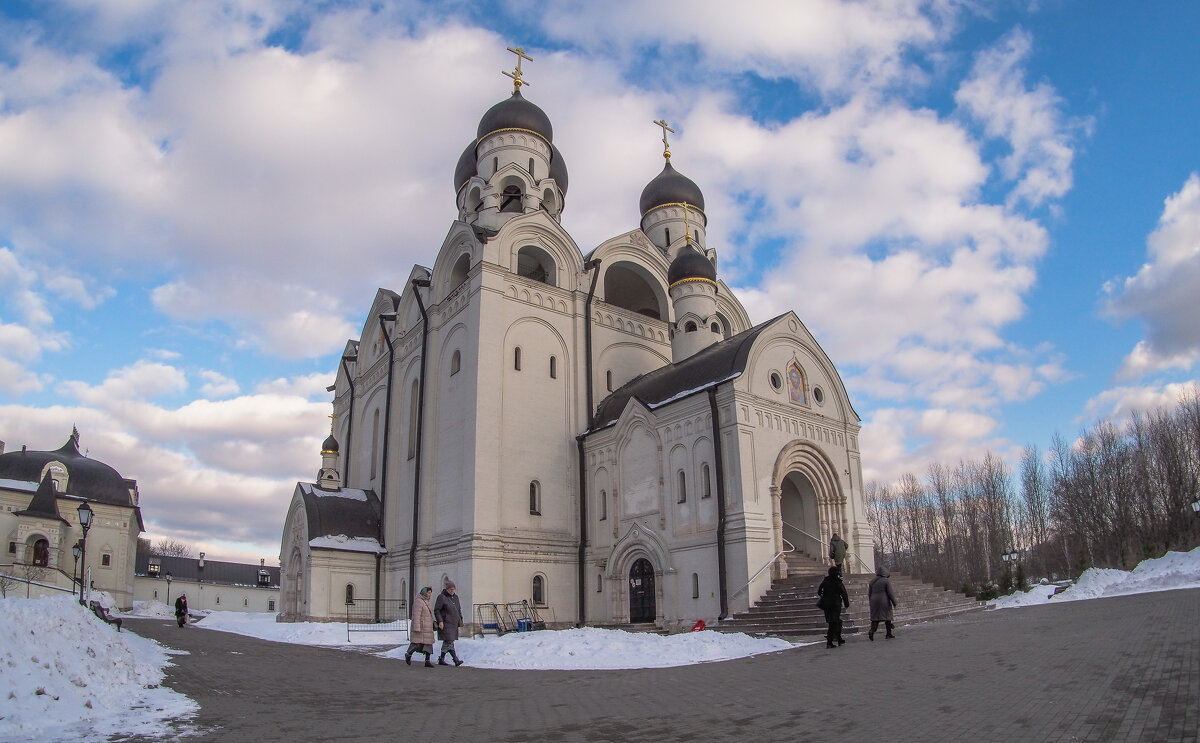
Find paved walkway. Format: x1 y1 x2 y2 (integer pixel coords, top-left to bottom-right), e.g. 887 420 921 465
120 587 1199 742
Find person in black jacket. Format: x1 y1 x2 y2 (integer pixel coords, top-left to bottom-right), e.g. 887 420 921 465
816 566 849 648
434 581 464 666
174 593 188 628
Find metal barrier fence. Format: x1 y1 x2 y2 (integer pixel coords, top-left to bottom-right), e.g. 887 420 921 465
344 598 408 642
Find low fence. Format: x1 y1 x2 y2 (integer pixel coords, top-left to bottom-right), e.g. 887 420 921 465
344 598 407 642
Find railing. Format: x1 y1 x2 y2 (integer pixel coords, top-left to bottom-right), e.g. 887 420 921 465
729 537 795 602
344 598 407 642
781 520 873 574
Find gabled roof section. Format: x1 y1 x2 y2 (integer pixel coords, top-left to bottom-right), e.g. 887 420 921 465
588 315 783 432
15 472 69 523
295 482 384 553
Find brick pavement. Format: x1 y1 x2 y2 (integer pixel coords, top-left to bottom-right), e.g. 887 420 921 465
119 587 1199 742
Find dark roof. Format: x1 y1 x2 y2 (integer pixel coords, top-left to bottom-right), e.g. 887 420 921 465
454 140 477 193
296 483 383 547
477 89 553 144
640 160 705 216
14 472 68 523
589 316 780 431
135 553 280 588
549 143 568 194
668 244 717 285
0 434 137 508
321 433 339 454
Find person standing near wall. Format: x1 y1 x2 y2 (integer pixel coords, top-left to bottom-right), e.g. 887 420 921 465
174 593 188 628
434 580 464 666
816 566 849 648
868 566 898 640
828 533 848 570
405 587 437 667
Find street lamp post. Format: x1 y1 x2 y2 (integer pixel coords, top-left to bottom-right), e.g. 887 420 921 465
71 542 82 597
76 502 93 606
165 572 173 607
1001 549 1019 591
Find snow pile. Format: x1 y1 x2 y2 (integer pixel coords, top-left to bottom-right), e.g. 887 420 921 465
0 595 196 742
380 627 797 670
992 546 1200 609
124 600 176 619
195 611 409 645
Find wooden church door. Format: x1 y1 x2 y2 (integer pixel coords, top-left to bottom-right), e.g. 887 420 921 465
628 558 656 623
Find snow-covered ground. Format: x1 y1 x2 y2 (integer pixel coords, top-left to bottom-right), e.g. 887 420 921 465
0 594 197 742
3 546 1198 741
991 546 1200 609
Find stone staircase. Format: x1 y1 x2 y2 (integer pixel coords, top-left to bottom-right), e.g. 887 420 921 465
717 554 984 638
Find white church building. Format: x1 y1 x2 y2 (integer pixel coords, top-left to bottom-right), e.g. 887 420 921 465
280 52 872 630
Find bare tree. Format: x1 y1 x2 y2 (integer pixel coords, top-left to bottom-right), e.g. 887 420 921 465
20 562 48 598
0 570 16 598
153 539 195 558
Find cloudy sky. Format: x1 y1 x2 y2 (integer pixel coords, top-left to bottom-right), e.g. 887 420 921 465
1 1 1197 564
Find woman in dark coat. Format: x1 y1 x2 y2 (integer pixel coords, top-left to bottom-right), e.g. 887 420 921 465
174 594 188 628
816 566 849 648
405 587 436 667
868 565 898 640
434 581 464 666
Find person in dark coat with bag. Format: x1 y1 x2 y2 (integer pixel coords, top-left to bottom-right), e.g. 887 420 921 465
816 566 849 648
868 565 898 640
405 587 436 667
174 593 188 628
434 580 464 666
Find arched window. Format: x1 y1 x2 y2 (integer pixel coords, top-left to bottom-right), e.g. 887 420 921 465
407 380 419 460
677 470 687 503
549 356 557 379
450 350 461 376
598 489 607 521
701 464 712 499
529 480 541 515
532 575 545 606
596 573 603 593
710 322 720 334
492 156 498 175
370 408 380 479
517 245 556 286
500 184 523 212
528 157 535 178
514 347 522 371
449 253 470 290
692 573 700 599
32 538 49 567
665 228 671 245
345 584 355 605
606 370 613 392
684 321 697 333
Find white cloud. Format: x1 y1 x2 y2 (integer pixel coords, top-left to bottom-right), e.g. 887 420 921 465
197 370 240 398
955 28 1084 209
59 360 188 404
1080 380 1200 427
1106 173 1200 380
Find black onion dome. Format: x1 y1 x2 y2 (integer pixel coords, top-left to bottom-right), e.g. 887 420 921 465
0 435 136 508
548 143 568 194
321 433 339 454
640 161 705 216
668 244 717 285
477 89 553 144
453 141 477 193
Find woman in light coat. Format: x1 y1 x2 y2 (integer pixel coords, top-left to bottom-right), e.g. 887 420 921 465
405 587 436 667
868 566 898 640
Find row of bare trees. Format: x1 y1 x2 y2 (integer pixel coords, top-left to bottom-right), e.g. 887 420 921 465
867 394 1200 595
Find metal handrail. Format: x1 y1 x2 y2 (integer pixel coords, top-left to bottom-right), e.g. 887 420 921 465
781 520 873 573
728 538 794 601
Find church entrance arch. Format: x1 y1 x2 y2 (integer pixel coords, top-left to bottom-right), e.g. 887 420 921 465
285 547 302 620
771 441 847 573
628 558 656 623
780 472 822 559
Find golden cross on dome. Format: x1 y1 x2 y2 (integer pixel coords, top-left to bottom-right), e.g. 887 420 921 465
653 119 675 161
682 202 693 244
328 411 336 434
503 46 533 91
